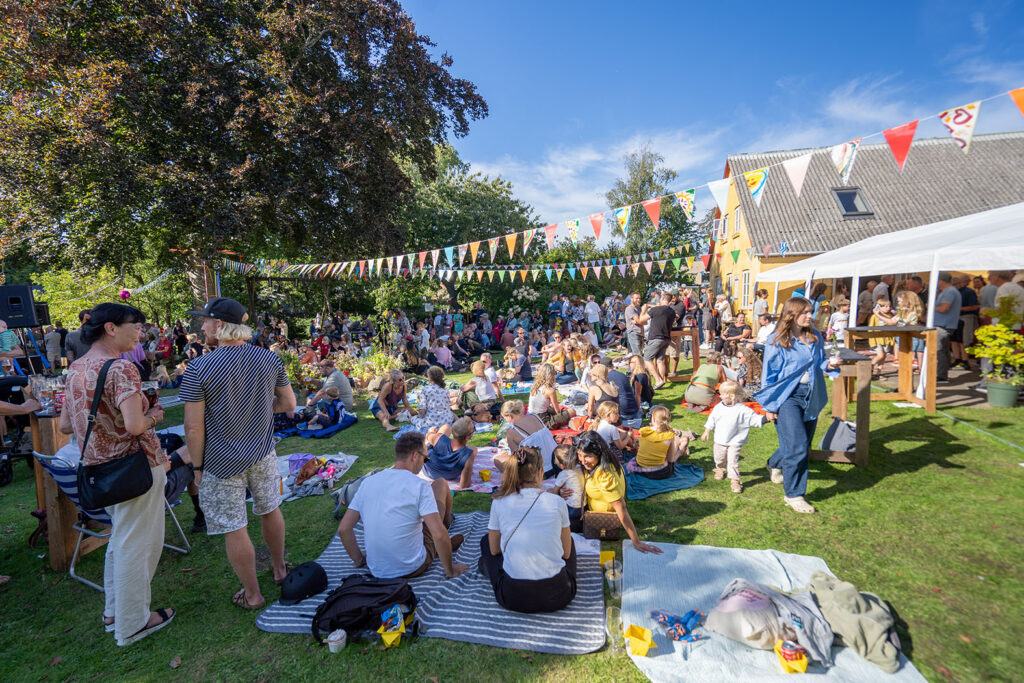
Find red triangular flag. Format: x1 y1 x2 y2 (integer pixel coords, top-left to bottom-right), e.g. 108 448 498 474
641 198 661 231
762 244 772 257
418 251 427 268
588 213 604 241
883 120 918 171
1010 88 1024 119
544 224 558 249
700 254 711 269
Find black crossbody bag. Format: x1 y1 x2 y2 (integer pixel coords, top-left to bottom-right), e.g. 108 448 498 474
77 359 154 510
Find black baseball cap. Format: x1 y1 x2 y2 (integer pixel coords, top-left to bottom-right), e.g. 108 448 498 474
187 297 247 324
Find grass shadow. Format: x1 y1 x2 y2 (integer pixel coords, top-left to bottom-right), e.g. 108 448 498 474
809 415 967 504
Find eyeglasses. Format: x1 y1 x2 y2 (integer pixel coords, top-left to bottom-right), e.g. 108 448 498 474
421 449 430 462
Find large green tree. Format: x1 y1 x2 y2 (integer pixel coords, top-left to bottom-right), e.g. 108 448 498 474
604 144 703 295
396 144 539 309
0 0 487 279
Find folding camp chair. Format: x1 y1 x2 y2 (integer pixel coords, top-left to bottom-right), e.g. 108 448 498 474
33 452 191 592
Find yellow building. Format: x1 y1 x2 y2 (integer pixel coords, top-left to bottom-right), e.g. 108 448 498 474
708 131 1024 316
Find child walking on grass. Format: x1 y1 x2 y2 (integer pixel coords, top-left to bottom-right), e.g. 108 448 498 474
701 381 768 493
549 444 583 530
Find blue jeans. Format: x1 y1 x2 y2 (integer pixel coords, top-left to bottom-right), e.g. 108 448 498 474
767 383 817 498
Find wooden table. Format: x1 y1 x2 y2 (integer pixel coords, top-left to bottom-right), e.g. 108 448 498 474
666 327 702 382
845 325 937 414
31 413 109 572
810 355 872 467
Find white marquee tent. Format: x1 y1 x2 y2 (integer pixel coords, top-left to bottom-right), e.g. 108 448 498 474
756 200 1024 325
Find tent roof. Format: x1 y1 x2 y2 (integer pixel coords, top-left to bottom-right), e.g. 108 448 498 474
756 201 1024 282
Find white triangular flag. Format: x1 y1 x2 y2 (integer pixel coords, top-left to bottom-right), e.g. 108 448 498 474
939 101 981 154
707 178 731 212
781 152 813 198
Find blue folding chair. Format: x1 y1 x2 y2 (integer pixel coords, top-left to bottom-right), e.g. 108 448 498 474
33 452 191 592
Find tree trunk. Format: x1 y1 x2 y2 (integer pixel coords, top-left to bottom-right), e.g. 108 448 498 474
246 277 257 320
441 278 461 309
187 262 210 332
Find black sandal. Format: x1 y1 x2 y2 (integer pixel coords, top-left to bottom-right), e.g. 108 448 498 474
116 608 174 647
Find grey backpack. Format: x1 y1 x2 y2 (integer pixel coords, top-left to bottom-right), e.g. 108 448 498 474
331 468 382 518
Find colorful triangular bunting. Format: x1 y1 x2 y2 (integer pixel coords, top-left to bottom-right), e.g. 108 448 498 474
829 138 861 185
883 120 919 171
939 101 980 154
641 198 661 231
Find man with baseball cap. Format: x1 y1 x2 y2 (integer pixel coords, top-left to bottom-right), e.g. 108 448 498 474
180 297 297 610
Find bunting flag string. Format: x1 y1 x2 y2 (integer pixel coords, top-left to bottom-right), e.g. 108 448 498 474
215 85 1020 276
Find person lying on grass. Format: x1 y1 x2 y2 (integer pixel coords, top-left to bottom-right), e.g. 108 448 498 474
337 431 469 580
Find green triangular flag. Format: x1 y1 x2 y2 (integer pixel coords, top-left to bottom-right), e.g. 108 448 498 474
498 270 506 282
730 249 740 263
672 258 682 271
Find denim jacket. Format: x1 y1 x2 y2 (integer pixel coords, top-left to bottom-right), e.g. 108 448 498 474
755 330 837 415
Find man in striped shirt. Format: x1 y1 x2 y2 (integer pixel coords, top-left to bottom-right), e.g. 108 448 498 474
181 297 297 611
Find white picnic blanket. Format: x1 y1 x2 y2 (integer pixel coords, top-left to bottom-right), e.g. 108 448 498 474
621 542 927 682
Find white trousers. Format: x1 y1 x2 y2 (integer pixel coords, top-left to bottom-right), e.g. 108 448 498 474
713 443 743 481
103 466 166 643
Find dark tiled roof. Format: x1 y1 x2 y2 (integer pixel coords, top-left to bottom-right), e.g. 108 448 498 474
727 132 1024 255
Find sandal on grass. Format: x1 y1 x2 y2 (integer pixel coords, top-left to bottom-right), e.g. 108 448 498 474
116 608 174 647
102 614 115 633
273 561 295 586
232 587 266 610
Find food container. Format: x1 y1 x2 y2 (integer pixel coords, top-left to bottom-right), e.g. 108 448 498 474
327 628 347 653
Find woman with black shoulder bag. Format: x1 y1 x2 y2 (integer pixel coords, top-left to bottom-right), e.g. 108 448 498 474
59 303 174 647
575 431 662 554
478 447 577 613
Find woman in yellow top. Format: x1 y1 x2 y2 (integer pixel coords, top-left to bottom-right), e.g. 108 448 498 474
575 431 662 554
626 405 692 479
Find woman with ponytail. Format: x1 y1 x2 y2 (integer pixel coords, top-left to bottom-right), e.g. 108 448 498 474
478 447 576 613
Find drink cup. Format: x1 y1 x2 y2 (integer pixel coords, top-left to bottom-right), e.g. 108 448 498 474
479 469 491 482
327 629 347 653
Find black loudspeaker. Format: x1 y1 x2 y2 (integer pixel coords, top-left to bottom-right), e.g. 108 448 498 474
0 285 39 328
34 302 50 327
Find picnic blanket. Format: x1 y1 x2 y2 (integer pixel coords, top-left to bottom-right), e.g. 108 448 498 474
255 512 607 654
625 463 705 500
277 452 358 500
620 542 926 682
680 399 767 417
421 446 557 493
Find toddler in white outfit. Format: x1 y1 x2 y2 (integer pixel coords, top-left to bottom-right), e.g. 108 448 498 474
550 444 584 528
701 381 767 493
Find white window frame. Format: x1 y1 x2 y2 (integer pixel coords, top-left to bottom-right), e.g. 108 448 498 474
741 270 751 308
734 206 742 234
721 214 729 238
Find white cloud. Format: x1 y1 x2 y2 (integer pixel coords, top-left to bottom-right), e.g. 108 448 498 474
970 12 987 38
467 125 731 240
824 75 914 127
950 57 1024 90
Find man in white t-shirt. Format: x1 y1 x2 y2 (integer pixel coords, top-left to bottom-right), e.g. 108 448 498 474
984 270 1024 328
337 433 469 579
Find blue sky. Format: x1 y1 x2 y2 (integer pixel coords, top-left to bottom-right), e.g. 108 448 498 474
402 0 1024 243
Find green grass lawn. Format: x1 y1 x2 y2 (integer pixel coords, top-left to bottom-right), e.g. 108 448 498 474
1 360 1022 681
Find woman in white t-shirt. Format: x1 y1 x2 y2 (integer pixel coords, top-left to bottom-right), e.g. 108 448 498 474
479 446 576 613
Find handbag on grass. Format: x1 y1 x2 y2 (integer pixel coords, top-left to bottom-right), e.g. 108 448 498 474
581 471 623 541
77 359 154 510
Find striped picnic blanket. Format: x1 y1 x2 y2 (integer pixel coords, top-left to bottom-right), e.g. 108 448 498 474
255 512 607 654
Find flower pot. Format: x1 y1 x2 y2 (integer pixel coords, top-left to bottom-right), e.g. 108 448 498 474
986 381 1019 408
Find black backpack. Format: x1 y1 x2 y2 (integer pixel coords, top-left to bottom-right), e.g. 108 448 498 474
311 574 417 644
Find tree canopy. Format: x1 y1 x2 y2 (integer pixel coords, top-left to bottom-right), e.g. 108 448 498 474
0 0 488 272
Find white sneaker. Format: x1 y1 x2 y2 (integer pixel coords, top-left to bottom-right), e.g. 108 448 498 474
783 496 816 514
770 468 784 484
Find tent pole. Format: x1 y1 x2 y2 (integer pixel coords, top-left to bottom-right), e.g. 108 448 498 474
772 282 779 314
849 271 861 328
918 255 941 400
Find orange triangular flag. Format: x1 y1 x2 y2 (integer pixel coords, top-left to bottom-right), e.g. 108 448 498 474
505 232 518 257
469 241 481 264
1010 88 1024 119
588 213 604 241
581 266 589 280
642 198 661 230
520 270 528 282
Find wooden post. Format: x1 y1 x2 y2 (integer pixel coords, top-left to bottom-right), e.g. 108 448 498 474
924 328 937 413
30 414 80 572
